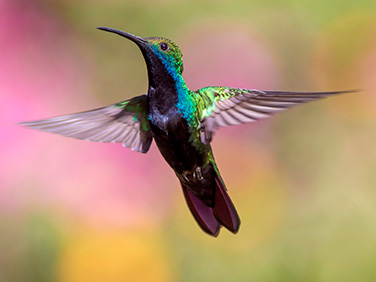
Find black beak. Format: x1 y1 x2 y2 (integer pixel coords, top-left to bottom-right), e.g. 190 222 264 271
97 27 147 46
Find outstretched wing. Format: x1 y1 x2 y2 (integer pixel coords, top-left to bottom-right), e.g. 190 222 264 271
194 87 356 143
21 95 153 153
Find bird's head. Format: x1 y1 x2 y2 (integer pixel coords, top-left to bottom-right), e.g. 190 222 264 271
97 27 184 81
143 37 184 75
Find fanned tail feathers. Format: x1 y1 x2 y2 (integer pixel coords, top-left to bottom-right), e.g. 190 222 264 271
181 167 240 237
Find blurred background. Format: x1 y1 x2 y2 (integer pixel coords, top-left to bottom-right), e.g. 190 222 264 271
1 0 376 281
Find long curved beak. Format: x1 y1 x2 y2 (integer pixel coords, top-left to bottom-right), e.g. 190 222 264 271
97 27 147 46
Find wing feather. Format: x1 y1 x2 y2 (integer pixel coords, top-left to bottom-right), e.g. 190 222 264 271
21 95 153 153
194 87 357 143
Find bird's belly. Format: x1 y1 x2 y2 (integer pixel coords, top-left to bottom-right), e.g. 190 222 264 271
150 118 208 175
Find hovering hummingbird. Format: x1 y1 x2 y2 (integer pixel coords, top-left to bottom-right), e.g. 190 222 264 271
21 27 355 237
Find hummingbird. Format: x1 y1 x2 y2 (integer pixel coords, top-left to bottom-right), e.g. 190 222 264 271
21 27 355 237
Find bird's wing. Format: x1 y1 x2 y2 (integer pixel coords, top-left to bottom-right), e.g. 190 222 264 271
194 87 356 143
21 95 153 153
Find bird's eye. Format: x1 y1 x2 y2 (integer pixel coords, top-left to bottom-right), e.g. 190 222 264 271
159 42 169 51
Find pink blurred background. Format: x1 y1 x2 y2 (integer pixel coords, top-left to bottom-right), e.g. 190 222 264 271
1 0 376 281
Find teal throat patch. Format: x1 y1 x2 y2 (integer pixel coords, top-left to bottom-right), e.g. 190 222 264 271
151 45 196 122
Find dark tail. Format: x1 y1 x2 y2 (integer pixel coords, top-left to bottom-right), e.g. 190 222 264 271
180 166 240 237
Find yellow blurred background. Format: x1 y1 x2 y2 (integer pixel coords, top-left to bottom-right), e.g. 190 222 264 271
1 0 376 281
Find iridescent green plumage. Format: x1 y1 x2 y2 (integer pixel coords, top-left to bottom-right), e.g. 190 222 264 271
21 27 356 237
